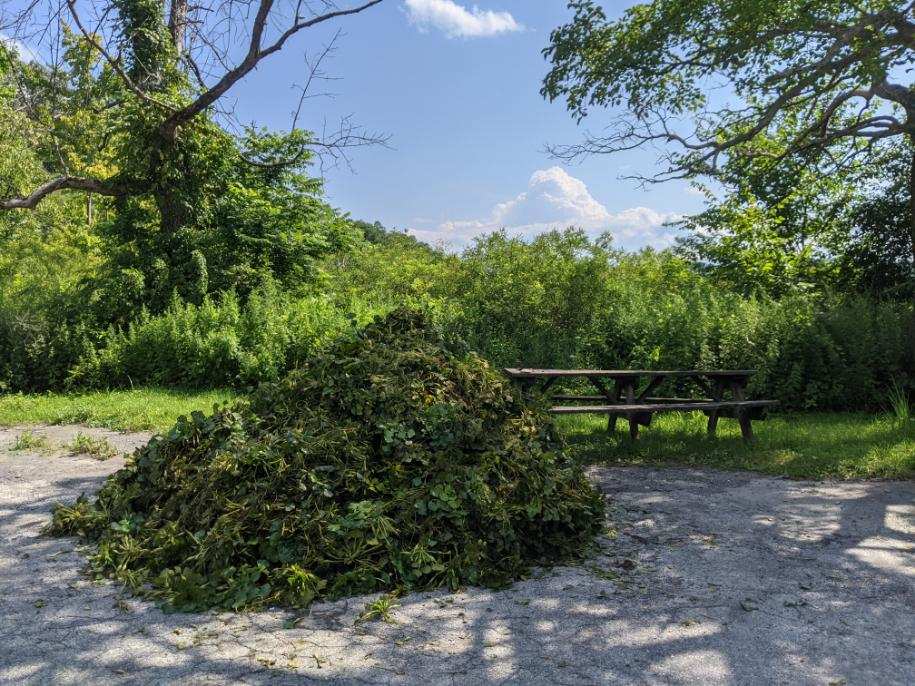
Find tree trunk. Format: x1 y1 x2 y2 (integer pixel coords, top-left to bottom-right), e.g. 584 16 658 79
155 186 185 239
169 0 189 57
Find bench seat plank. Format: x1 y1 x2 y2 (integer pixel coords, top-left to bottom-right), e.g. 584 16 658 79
552 395 714 403
507 368 755 379
550 400 778 414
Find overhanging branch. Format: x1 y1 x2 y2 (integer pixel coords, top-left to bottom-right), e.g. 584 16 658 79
1 176 125 210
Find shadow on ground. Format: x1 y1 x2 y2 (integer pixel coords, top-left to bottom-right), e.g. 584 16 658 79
0 426 913 684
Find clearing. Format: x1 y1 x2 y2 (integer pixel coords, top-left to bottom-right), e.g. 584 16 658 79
1 425 913 684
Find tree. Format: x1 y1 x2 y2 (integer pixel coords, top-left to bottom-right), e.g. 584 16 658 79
0 0 384 230
542 0 915 268
0 0 384 305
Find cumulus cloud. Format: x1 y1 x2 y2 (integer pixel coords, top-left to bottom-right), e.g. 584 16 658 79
403 0 521 38
409 167 680 249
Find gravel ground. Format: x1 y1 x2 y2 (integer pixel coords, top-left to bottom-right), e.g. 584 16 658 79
1 425 913 685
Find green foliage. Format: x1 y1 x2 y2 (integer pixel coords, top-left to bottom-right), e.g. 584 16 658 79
541 0 915 291
0 387 235 432
89 124 352 316
3 28 353 321
113 0 177 85
67 432 118 460
838 145 915 298
542 0 910 158
0 42 105 393
357 594 400 624
430 233 914 411
70 283 384 389
676 114 855 296
321 225 457 311
887 381 912 426
448 229 617 368
47 310 604 611
0 296 98 393
676 124 914 299
0 40 359 390
3 222 912 412
11 430 49 452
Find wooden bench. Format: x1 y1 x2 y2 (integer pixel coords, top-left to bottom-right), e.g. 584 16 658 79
504 368 777 442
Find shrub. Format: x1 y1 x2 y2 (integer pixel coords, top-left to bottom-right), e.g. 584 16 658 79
448 230 616 369
4 227 912 412
48 309 605 611
69 283 387 389
0 294 96 393
67 432 118 460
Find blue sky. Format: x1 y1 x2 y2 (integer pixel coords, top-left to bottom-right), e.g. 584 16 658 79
228 0 709 250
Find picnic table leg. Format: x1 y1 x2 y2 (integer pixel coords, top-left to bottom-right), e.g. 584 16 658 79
738 412 754 442
707 380 725 437
540 377 558 394
629 415 640 440
624 382 639 440
608 381 623 433
516 378 536 397
588 377 619 433
731 381 755 443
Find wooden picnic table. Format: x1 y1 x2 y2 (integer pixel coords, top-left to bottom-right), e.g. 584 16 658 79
503 368 776 442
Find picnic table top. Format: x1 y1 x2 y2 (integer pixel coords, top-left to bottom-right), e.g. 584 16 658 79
504 368 756 379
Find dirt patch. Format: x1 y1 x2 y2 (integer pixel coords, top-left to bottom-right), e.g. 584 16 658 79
1 426 913 684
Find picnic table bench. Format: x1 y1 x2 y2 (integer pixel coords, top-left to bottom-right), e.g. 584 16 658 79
504 368 777 442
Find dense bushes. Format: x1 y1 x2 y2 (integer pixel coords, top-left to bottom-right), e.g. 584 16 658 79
2 227 912 411
450 231 614 368
589 284 913 410
70 285 388 388
0 296 96 392
441 233 913 411
378 230 913 411
48 310 604 610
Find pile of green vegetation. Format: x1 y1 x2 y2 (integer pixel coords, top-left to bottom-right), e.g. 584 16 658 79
48 310 604 611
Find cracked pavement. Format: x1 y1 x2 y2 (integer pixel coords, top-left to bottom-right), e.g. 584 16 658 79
1 425 913 685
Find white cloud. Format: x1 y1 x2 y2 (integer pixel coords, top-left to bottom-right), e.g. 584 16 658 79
403 0 521 38
408 167 681 249
0 34 38 63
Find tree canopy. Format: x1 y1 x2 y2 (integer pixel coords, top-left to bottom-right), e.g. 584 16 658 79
542 0 915 268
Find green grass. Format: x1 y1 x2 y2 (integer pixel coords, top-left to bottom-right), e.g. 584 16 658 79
11 430 50 451
0 388 237 432
557 411 915 480
66 432 119 460
1 388 912 479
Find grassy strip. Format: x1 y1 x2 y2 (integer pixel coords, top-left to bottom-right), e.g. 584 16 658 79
558 411 915 480
2 388 912 479
0 388 236 432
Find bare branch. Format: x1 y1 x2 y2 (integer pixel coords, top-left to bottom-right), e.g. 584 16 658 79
159 0 383 140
